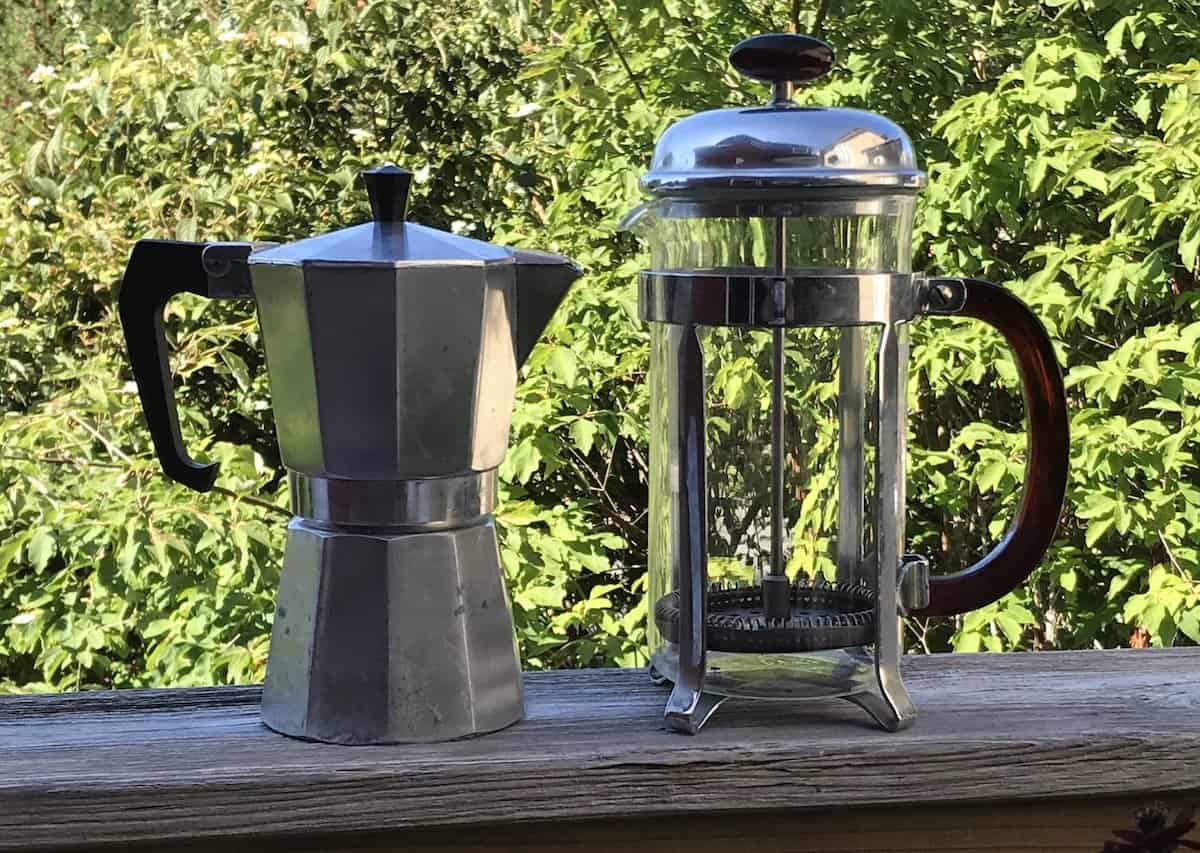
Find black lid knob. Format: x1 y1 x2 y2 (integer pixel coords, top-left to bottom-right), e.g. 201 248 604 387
729 33 834 87
363 163 412 223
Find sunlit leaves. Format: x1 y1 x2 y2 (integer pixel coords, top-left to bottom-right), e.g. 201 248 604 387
3 0 1200 692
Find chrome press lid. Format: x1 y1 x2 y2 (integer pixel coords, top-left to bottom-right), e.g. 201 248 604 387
641 34 926 197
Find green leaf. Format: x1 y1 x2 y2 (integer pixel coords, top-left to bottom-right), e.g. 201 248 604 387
977 460 1007 493
142 619 173 639
1026 157 1049 192
27 531 54 572
1085 516 1114 549
273 191 295 216
995 613 1024 645
1105 17 1129 55
174 217 198 242
1004 603 1037 624
1180 215 1200 269
1073 168 1108 193
953 632 983 653
962 609 993 632
1132 93 1152 123
503 441 542 485
1058 568 1077 593
1179 610 1200 644
548 348 578 386
569 418 598 455
1074 51 1103 83
518 586 566 608
0 539 23 574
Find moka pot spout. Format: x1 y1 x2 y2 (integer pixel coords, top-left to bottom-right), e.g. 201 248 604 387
512 249 583 367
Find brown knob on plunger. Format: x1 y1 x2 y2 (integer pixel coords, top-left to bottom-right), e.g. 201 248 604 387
729 33 835 105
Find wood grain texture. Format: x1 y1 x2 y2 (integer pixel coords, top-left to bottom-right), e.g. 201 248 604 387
178 797 1200 853
0 649 1197 851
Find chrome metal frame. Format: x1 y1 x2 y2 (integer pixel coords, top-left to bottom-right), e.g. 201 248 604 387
639 271 921 328
662 324 727 733
836 326 866 586
646 272 935 734
845 321 915 731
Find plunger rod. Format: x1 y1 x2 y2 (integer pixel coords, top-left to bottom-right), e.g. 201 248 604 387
771 326 785 578
763 216 790 619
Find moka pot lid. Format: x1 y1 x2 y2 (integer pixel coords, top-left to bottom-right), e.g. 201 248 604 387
251 163 513 268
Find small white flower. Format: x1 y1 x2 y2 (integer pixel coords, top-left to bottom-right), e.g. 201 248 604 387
349 128 373 144
64 72 97 93
16 101 32 112
218 29 243 43
414 165 431 184
511 102 541 118
121 381 138 393
26 197 41 210
273 31 309 50
450 220 469 235
28 64 56 84
245 162 268 176
11 612 38 626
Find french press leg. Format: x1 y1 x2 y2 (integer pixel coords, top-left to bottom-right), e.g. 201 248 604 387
663 324 726 734
842 321 916 732
836 326 867 585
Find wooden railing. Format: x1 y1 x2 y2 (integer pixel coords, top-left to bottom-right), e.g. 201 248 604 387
1 648 1197 852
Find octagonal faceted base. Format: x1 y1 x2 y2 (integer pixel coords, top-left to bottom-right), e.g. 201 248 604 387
261 517 523 744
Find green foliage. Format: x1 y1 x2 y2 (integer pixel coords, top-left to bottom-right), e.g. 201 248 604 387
0 0 1198 690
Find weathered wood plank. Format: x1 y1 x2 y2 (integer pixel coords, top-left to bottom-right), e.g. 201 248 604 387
0 649 1196 850
203 797 1200 853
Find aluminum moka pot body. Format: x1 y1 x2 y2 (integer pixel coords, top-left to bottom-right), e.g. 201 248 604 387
119 165 581 743
626 35 1071 734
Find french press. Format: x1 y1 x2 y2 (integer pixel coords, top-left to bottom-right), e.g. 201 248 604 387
120 165 581 743
624 34 1070 733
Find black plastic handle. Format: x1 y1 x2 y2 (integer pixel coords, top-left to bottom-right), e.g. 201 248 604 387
729 33 835 85
912 278 1071 617
362 163 412 223
118 239 252 492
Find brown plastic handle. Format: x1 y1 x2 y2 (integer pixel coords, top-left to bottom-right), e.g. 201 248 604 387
911 277 1070 618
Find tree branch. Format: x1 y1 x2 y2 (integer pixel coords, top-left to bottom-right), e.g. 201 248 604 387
582 0 647 102
210 485 293 520
564 446 645 544
812 0 831 38
728 494 768 555
3 451 292 520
